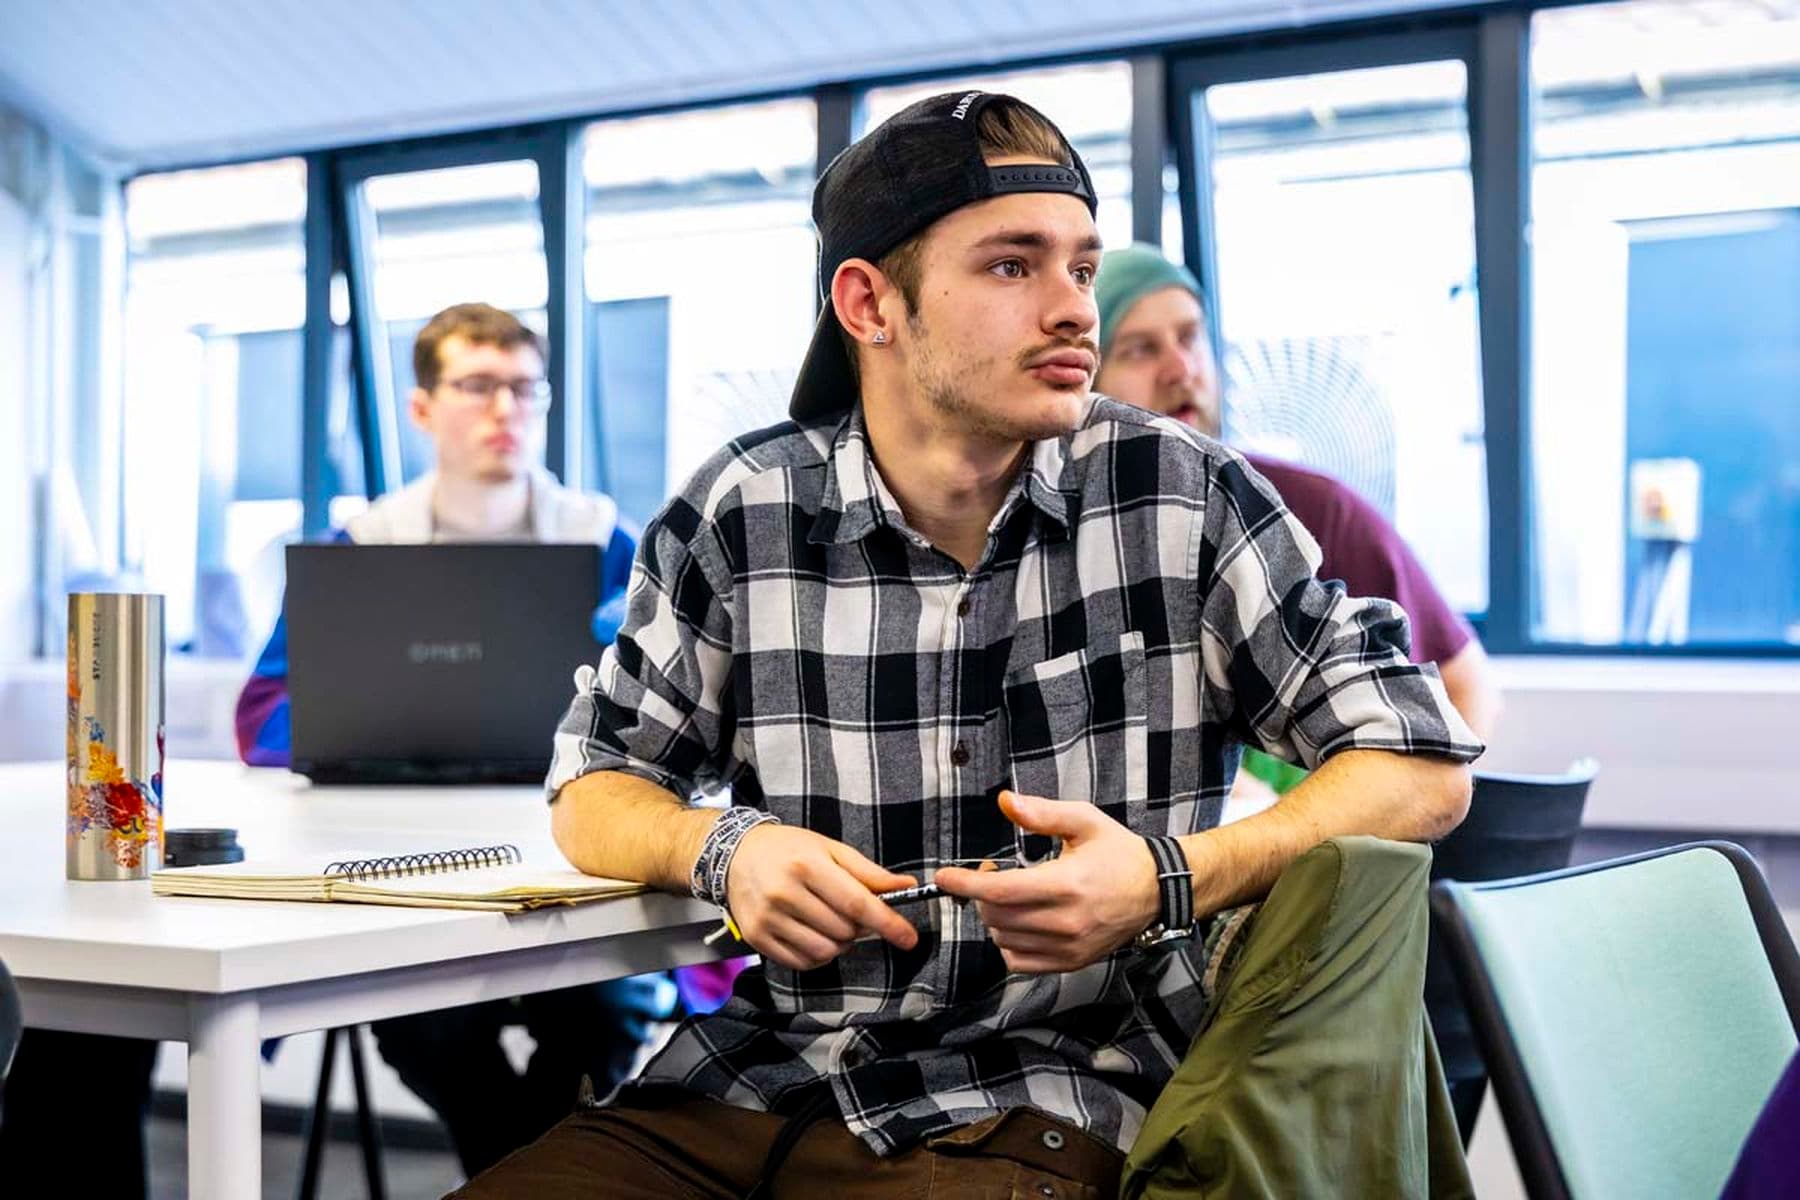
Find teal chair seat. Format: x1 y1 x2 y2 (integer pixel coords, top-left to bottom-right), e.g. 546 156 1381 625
1432 842 1800 1200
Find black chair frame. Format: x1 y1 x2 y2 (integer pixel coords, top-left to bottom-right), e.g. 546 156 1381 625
0 959 19 1083
296 1024 386 1200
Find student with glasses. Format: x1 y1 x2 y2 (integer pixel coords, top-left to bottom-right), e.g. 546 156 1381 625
240 301 629 759
1 303 675 1190
236 302 678 1178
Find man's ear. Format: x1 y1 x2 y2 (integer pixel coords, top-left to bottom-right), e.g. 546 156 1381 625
407 387 433 433
831 258 894 347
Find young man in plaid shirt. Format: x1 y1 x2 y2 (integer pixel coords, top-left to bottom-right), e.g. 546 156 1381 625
458 92 1482 1199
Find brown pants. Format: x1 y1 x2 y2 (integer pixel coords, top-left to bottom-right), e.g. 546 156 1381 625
450 1092 1124 1199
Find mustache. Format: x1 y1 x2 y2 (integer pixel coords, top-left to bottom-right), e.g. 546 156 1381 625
1015 336 1101 371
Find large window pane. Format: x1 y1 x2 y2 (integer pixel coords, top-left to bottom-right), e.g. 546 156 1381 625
123 160 362 658
361 160 546 482
1198 60 1489 615
863 61 1135 252
583 99 816 522
1531 0 1800 646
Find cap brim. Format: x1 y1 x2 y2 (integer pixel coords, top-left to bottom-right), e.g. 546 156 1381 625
789 306 858 422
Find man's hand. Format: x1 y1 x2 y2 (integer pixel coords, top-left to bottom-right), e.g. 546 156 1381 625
935 791 1162 975
724 824 920 971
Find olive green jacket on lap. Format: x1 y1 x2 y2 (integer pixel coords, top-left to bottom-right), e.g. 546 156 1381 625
1121 836 1474 1200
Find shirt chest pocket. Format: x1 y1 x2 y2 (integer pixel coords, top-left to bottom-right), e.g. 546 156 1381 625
1002 631 1149 861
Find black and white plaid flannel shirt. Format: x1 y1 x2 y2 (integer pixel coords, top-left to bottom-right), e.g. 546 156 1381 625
548 396 1483 1155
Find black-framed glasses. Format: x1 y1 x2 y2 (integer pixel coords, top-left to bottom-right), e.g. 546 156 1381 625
437 374 553 412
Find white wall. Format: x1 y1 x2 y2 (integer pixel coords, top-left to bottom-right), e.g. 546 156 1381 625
1485 657 1800 834
4 651 1795 841
0 176 35 660
0 657 243 762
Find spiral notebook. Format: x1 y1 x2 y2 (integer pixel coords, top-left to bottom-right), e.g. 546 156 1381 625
150 844 644 912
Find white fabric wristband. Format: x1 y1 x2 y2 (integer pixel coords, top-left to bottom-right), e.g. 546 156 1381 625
690 806 780 908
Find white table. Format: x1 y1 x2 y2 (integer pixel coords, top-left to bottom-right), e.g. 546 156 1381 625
0 760 721 1198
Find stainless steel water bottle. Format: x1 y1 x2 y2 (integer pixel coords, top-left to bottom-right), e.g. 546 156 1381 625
66 593 166 880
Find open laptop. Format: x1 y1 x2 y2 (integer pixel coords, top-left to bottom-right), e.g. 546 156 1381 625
285 543 602 784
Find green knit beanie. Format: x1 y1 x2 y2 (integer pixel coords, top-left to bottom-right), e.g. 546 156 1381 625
1095 243 1204 353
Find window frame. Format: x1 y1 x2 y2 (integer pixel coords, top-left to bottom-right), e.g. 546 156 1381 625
1169 22 1507 633
104 3 1800 659
327 124 586 499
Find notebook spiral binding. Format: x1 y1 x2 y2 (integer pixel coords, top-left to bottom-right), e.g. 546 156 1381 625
323 843 522 881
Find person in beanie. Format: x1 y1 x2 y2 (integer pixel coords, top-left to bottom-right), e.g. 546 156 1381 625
1092 244 1501 744
457 93 1481 1198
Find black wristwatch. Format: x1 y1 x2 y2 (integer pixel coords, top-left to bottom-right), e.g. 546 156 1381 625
1133 834 1197 950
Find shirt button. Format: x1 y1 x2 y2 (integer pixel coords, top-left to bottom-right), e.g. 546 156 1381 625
1040 1129 1065 1150
956 597 971 617
950 741 970 767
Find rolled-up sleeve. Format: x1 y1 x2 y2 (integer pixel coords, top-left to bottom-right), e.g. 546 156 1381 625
1197 453 1484 770
547 495 738 802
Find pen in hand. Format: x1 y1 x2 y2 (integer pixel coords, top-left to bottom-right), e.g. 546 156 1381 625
702 860 1022 947
703 884 937 949
878 859 1023 906
876 881 943 905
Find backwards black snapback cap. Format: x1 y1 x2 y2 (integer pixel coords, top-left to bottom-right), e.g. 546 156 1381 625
789 91 1097 422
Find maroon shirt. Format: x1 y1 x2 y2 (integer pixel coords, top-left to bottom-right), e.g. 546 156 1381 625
1243 452 1473 667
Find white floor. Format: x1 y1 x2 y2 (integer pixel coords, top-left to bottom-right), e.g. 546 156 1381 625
1466 1094 1528 1199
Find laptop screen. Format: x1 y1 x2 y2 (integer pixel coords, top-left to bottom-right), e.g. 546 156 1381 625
285 542 602 782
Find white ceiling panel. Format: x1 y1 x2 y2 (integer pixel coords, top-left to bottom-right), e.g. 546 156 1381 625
0 0 1488 170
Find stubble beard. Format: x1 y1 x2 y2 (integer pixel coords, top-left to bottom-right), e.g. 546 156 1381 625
1159 381 1221 437
909 311 1086 444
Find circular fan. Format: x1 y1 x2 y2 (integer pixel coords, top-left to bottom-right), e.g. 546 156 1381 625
691 367 799 445
1221 334 1397 520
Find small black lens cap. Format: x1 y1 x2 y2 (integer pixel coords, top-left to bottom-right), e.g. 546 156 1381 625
164 827 244 868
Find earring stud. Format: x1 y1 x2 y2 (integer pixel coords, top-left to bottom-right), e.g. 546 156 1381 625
871 330 888 345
